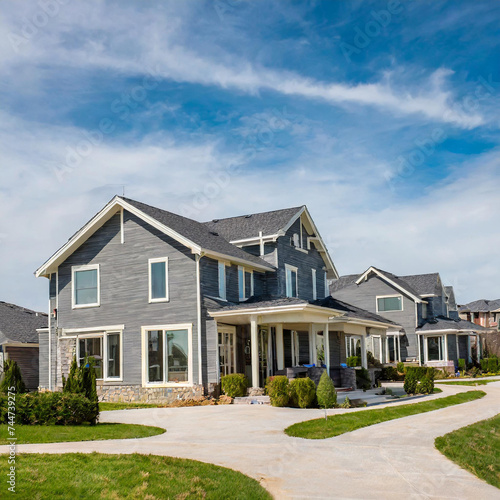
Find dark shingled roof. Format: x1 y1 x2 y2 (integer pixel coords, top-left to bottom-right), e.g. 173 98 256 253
203 206 303 242
329 274 358 293
121 197 274 270
400 273 441 296
417 316 485 333
459 299 500 313
206 295 399 327
0 302 47 344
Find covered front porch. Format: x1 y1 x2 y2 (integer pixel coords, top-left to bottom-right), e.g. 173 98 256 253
208 300 393 389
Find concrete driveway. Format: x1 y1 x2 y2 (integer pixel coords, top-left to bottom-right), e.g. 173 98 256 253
4 382 500 499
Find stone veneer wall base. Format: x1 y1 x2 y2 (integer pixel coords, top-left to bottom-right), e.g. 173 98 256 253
97 384 204 404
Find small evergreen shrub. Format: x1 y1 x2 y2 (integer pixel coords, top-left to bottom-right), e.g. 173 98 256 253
221 373 248 398
381 366 400 381
289 378 316 408
397 362 405 374
458 359 466 372
266 376 290 407
356 367 372 391
404 370 418 394
340 396 351 408
417 375 434 394
480 358 488 372
346 356 360 367
0 392 99 425
0 360 26 394
316 371 337 409
487 357 498 373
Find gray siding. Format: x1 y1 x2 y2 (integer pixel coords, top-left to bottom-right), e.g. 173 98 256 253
332 276 418 359
56 211 199 386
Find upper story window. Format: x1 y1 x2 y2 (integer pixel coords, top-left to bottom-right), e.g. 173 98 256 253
377 295 403 312
72 264 100 308
149 257 169 303
312 269 317 300
218 261 226 300
238 266 245 301
285 264 298 298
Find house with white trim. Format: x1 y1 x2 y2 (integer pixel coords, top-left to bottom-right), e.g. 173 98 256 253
35 196 398 402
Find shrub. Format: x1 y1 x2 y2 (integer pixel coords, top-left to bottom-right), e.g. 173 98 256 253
346 356 360 367
404 370 418 395
221 373 248 398
356 368 372 391
418 375 434 394
381 366 400 381
458 359 466 372
340 396 351 409
396 362 405 374
0 392 99 425
480 358 488 372
63 356 83 395
0 360 26 395
316 371 337 409
289 378 316 408
266 376 290 407
487 357 498 373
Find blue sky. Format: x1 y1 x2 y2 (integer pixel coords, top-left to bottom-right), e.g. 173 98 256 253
1 0 499 310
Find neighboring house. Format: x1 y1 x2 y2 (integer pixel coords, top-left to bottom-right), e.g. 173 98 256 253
0 301 46 390
458 299 500 330
35 196 397 402
330 267 483 369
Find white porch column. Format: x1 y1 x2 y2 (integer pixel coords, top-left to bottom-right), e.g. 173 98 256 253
443 334 449 362
417 334 422 366
385 336 390 364
423 336 428 365
308 324 314 364
250 316 259 388
360 334 368 369
324 323 330 373
467 335 472 364
276 324 284 371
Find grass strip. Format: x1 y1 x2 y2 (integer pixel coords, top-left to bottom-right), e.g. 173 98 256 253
435 413 499 488
285 390 485 439
0 423 164 444
0 453 271 499
436 379 500 386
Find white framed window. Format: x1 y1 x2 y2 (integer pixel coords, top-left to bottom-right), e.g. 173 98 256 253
72 264 100 309
285 264 298 298
377 295 403 312
425 335 444 362
312 269 317 300
324 270 329 298
77 330 123 381
142 323 193 387
218 261 226 300
238 266 245 301
149 257 169 303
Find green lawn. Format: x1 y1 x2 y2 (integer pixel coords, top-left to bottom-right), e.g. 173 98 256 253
0 453 271 499
436 379 500 386
436 413 500 489
285 390 485 439
0 423 164 444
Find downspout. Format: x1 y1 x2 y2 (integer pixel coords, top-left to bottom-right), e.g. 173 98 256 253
195 253 203 386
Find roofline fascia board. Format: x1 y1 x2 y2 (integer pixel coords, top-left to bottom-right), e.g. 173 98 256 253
36 328 49 333
208 303 346 318
3 342 40 347
201 249 274 272
355 266 422 303
230 234 281 245
328 317 395 329
62 324 125 335
420 294 436 298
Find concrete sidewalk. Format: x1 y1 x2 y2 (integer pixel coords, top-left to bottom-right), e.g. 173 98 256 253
2 383 499 499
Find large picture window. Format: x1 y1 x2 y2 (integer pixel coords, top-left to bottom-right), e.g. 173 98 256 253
377 295 403 312
285 264 298 298
149 257 169 302
78 331 122 380
145 326 191 385
72 264 99 308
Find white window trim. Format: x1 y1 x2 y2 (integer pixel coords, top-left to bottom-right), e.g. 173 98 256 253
376 294 404 313
250 271 254 297
312 269 317 301
141 323 193 388
324 270 328 298
76 329 123 382
148 257 169 303
238 266 246 301
218 261 226 300
285 264 299 298
72 264 100 309
424 335 445 363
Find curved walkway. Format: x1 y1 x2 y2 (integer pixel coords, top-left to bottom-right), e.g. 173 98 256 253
3 383 500 499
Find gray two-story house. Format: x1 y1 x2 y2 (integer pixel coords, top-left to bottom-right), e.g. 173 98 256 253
330 267 483 369
36 196 397 402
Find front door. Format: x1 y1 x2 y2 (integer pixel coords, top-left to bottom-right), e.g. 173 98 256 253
218 325 237 379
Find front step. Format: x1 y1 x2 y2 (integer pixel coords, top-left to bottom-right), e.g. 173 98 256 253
233 395 270 405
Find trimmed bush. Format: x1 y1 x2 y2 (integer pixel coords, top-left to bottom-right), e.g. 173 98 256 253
381 366 401 381
417 375 434 394
289 378 316 408
397 362 405 374
346 356 360 367
480 358 488 372
404 370 418 395
0 359 26 395
458 359 466 372
356 367 372 391
266 376 290 407
221 373 248 398
0 392 99 425
487 357 498 373
316 371 337 409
